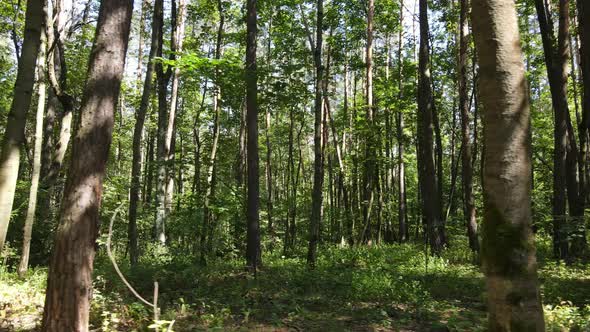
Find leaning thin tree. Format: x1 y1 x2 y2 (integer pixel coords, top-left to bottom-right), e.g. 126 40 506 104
41 0 133 330
0 0 43 252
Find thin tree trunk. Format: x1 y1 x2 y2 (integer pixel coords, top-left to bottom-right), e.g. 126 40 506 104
0 0 43 251
472 0 545 328
202 0 224 259
265 15 274 243
307 0 324 267
284 106 295 254
459 0 479 253
45 0 74 188
534 0 572 259
18 24 46 277
574 0 589 254
164 0 187 217
128 0 163 265
397 0 408 243
41 0 132 328
246 0 261 270
154 0 172 245
417 0 442 255
361 0 375 244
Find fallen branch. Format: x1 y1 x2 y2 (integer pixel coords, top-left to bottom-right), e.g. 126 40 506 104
106 204 175 331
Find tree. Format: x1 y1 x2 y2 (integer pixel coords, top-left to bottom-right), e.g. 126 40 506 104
459 0 478 253
0 0 43 252
359 0 375 244
574 0 589 254
472 0 545 329
128 0 164 265
307 0 324 267
41 0 133 329
417 0 443 255
154 0 173 245
534 0 577 260
202 0 224 259
246 0 261 270
397 0 409 243
18 14 47 277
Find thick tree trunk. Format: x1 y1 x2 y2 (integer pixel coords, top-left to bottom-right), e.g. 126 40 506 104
417 0 442 255
18 25 46 277
459 0 479 253
0 0 43 252
41 0 132 329
246 0 261 270
128 0 163 265
307 0 323 267
471 0 545 329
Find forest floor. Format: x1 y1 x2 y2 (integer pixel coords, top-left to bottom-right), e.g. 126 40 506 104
1 236 590 331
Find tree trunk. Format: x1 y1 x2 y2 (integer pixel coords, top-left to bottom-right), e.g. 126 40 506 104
45 0 74 189
246 0 261 270
128 0 163 265
0 0 43 252
265 16 274 243
417 0 442 255
155 0 171 245
574 0 589 254
18 24 46 277
397 0 408 243
534 0 573 259
41 0 132 329
307 0 323 267
472 0 545 329
361 0 375 244
459 0 479 253
202 0 224 259
164 0 187 217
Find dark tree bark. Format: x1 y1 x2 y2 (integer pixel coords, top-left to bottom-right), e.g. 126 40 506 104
574 0 589 254
128 0 163 266
307 0 324 267
0 0 43 252
417 0 442 255
246 0 261 270
41 0 132 329
534 0 575 259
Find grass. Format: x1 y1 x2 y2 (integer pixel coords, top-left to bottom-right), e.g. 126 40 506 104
1 236 589 331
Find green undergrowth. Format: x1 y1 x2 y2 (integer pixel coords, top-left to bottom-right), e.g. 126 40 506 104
1 237 589 331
